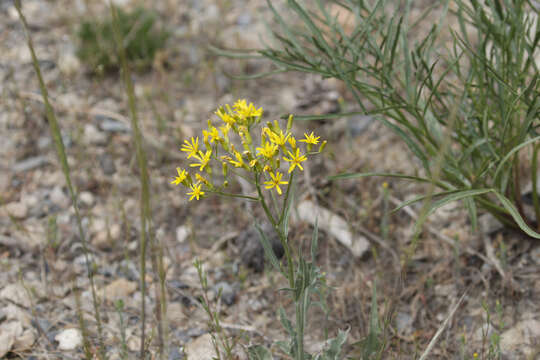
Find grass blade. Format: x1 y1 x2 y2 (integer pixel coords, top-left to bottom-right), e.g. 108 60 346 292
419 291 467 360
15 2 105 357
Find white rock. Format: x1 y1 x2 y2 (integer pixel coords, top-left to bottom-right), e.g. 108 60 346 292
0 284 31 308
185 333 216 360
13 329 36 351
84 124 107 145
110 223 121 240
176 225 190 243
5 202 28 219
0 331 14 357
100 278 137 303
0 321 22 357
297 200 370 257
55 328 82 350
500 319 540 356
50 186 70 208
79 191 95 207
3 304 31 327
167 302 186 327
91 218 107 233
127 335 140 352
58 52 81 76
21 194 39 208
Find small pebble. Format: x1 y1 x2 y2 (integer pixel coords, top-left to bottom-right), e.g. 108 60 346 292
99 154 116 175
49 186 69 208
213 281 236 306
55 328 82 350
99 118 130 133
176 225 190 243
5 202 28 219
79 191 95 207
12 156 49 173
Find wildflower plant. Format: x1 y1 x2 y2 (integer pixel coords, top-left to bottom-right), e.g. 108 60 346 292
172 100 347 360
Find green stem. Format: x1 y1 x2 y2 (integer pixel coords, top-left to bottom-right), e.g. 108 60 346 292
279 171 294 226
255 173 278 226
532 144 540 230
15 3 106 358
211 190 259 201
255 174 295 288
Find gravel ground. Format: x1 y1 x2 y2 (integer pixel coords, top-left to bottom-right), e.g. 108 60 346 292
1 0 539 359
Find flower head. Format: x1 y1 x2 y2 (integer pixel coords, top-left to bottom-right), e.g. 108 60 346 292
203 126 221 144
283 148 307 173
265 128 290 146
234 99 263 120
288 136 297 150
264 171 288 195
181 137 199 159
187 183 205 201
190 150 212 171
228 150 246 168
300 132 320 145
256 142 278 160
216 108 236 125
171 168 187 186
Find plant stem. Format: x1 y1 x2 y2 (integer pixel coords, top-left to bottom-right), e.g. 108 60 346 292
532 144 540 231
255 174 295 288
15 2 105 358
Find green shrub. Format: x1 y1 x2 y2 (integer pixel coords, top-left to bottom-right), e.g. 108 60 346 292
245 0 540 238
76 6 169 73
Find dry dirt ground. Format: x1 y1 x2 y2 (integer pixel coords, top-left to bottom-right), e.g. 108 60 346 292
1 0 540 359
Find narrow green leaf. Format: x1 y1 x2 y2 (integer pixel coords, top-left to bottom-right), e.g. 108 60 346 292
254 224 283 273
390 189 461 214
207 44 262 59
279 307 295 337
247 345 273 360
311 218 318 262
493 135 540 184
321 329 349 360
493 192 540 239
465 197 478 231
427 189 492 218
330 171 433 184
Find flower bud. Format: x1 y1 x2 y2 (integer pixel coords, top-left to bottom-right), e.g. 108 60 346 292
286 114 294 132
318 140 327 153
222 161 228 177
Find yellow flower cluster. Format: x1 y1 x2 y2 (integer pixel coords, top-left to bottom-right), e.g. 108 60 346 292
171 100 326 200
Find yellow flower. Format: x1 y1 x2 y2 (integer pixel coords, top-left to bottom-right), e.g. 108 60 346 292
190 150 212 171
181 137 199 159
234 99 263 119
283 148 307 173
300 132 320 145
265 128 289 146
220 124 231 137
187 183 205 201
216 108 236 125
171 168 187 186
228 150 245 168
195 173 211 187
203 126 220 143
288 136 297 150
256 142 278 159
264 171 288 195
